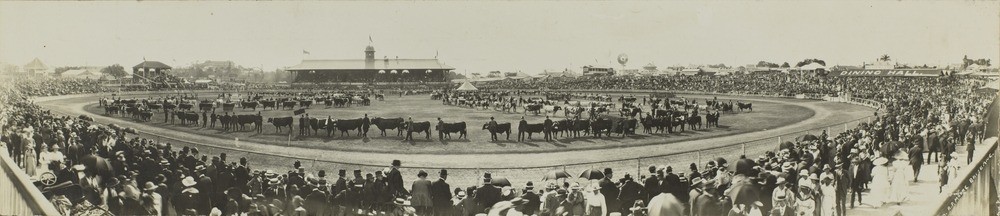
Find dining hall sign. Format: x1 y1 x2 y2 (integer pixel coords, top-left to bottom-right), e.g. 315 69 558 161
831 69 944 77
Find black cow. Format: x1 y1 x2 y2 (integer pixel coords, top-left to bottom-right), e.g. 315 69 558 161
437 122 467 140
523 104 543 115
517 123 545 141
199 103 214 112
706 112 720 127
737 102 753 112
334 118 364 136
298 100 313 109
590 118 614 138
261 101 277 110
175 112 200 125
405 121 432 140
163 103 177 110
687 115 702 130
241 101 258 110
234 115 261 131
178 104 193 111
482 122 511 140
372 117 405 136
333 98 349 107
281 101 297 110
309 117 336 137
267 117 293 133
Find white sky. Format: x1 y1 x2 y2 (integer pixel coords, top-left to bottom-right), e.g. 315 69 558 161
1 1 997 74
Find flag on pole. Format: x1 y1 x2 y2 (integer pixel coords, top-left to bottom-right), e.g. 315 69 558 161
369 35 373 43
435 50 439 59
302 50 310 55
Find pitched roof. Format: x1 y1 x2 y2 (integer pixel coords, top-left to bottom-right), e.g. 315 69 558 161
133 61 172 69
24 58 47 70
288 59 454 71
455 81 479 91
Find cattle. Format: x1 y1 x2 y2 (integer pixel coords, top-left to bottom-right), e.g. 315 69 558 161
281 101 297 110
298 100 313 109
640 116 674 134
138 110 153 122
179 103 193 111
261 101 277 110
437 122 467 140
174 111 200 125
372 117 405 136
219 114 232 131
687 115 702 130
241 101 258 110
333 118 364 136
234 115 261 131
737 102 753 112
147 103 162 112
104 106 122 115
333 98 349 107
163 103 177 110
517 122 545 141
405 121 432 140
199 102 214 112
267 117 294 133
308 117 336 137
590 118 614 138
611 118 639 136
482 122 511 140
523 104 543 115
706 112 720 127
542 105 562 115
222 103 235 113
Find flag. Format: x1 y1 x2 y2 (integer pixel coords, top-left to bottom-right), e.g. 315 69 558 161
294 108 306 116
435 50 439 59
369 35 373 43
302 50 310 55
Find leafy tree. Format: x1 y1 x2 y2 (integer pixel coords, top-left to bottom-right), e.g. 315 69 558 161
780 62 790 68
100 64 127 79
756 61 780 68
795 59 826 67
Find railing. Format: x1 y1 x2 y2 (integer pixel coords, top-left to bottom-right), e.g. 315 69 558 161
933 94 1000 216
80 88 881 188
0 148 61 216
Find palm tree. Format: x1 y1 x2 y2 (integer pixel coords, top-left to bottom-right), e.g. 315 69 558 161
879 54 891 62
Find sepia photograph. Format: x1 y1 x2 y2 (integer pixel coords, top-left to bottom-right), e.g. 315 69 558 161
0 1 998 216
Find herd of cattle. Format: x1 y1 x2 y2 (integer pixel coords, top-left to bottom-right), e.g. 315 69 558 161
96 91 758 142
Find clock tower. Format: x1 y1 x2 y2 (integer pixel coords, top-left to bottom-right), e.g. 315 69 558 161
365 45 376 69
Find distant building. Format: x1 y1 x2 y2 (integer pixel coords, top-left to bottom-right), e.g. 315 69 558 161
24 58 49 74
61 68 103 79
286 45 454 83
581 65 615 76
864 59 897 69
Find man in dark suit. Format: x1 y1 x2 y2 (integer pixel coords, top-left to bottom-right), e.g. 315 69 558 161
362 114 371 137
908 143 923 182
387 160 408 198
333 169 348 198
598 168 620 216
543 116 554 141
518 117 528 142
642 165 661 204
299 114 310 136
475 173 501 213
210 112 217 128
234 157 249 193
438 117 446 140
430 169 452 215
404 117 415 141
488 117 499 141
661 166 680 198
521 182 541 216
618 174 644 216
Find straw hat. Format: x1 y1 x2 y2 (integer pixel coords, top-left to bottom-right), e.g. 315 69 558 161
872 157 889 166
182 176 197 187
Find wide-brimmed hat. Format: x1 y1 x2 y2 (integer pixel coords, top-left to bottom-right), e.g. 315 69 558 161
690 177 705 187
570 182 582 190
144 182 158 191
525 181 534 190
182 176 197 187
872 157 889 166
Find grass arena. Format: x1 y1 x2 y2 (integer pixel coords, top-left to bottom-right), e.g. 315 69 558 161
35 90 874 188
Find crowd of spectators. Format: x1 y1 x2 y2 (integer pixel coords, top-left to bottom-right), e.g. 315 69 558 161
0 74 996 216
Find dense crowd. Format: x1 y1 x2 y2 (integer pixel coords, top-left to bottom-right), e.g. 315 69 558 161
0 74 996 216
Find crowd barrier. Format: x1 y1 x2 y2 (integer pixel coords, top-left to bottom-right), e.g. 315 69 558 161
75 89 880 188
934 94 1000 216
0 147 61 216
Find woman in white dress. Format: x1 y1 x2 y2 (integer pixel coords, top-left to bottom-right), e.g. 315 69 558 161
819 172 837 216
888 152 912 204
866 157 890 207
36 144 53 176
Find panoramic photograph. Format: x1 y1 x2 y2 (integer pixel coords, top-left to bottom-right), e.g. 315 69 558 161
0 1 997 216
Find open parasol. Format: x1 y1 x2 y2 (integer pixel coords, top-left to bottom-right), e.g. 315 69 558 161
79 154 113 178
796 134 819 142
579 168 605 180
725 180 762 210
542 170 572 181
491 177 512 187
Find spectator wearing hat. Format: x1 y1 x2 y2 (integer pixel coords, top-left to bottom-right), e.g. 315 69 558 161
475 172 501 213
333 169 348 199
305 182 328 216
797 180 817 216
567 182 586 216
411 170 433 215
488 117 499 141
521 181 541 215
597 168 619 216
430 169 452 215
692 180 723 216
176 176 202 214
387 160 408 198
542 183 561 216
617 173 643 216
642 165 660 204
143 181 163 216
585 184 607 216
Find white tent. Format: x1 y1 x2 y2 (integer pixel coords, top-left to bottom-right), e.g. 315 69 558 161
455 81 479 91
